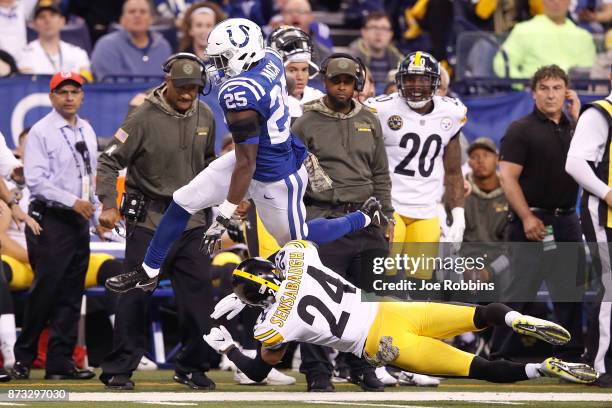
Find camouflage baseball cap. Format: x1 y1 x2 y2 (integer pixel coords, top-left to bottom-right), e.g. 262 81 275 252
468 137 498 155
169 59 204 88
324 57 357 79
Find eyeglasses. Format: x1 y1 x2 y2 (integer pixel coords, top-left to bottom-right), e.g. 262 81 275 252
53 89 83 97
365 26 392 33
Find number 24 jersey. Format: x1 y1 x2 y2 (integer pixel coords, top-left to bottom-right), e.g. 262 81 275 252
365 94 467 219
253 244 378 357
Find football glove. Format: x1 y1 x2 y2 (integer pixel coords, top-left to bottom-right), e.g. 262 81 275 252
446 207 465 252
201 215 231 255
203 325 235 354
364 336 399 367
226 218 245 243
211 293 246 320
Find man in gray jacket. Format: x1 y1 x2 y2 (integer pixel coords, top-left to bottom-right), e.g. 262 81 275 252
96 54 217 390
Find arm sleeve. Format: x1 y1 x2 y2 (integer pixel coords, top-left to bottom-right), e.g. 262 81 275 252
96 114 145 209
226 346 274 383
565 155 611 199
369 115 394 219
24 128 79 207
499 123 527 165
567 108 609 161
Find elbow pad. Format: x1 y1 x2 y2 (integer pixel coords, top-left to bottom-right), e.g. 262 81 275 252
228 116 261 143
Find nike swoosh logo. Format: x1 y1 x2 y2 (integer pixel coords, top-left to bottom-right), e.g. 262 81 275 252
264 194 274 200
135 280 154 289
226 86 238 92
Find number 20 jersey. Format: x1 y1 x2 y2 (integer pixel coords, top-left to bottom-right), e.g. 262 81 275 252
365 94 467 219
253 243 378 356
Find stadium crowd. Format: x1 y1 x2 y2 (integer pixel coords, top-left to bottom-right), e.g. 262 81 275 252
0 0 610 393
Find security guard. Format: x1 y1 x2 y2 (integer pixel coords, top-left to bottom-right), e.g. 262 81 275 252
12 71 98 381
291 54 393 392
96 53 217 390
565 68 612 387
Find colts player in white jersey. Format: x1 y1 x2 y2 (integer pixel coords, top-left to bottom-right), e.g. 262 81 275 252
365 51 466 280
106 18 381 293
204 240 597 387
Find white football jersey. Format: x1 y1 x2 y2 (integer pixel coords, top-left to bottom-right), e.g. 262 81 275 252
365 94 467 219
253 241 378 356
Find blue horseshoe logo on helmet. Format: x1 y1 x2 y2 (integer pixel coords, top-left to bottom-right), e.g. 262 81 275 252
227 25 250 48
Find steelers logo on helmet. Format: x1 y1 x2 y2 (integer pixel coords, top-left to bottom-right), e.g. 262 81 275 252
232 257 282 307
395 51 441 109
387 115 403 130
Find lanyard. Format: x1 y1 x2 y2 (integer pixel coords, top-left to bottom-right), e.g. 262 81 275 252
43 44 63 72
59 125 91 178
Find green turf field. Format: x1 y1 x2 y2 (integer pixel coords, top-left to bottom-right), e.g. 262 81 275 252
0 369 610 408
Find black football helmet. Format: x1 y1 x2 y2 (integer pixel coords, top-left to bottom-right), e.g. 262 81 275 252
395 51 440 108
232 257 282 307
267 25 319 76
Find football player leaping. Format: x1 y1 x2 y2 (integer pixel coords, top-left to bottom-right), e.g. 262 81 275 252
106 18 383 293
204 240 598 386
366 51 466 280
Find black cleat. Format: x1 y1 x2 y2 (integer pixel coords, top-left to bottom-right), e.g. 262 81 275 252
10 361 29 380
45 367 95 380
0 368 11 382
359 197 386 229
351 371 385 392
173 370 216 390
105 265 158 293
306 374 335 392
102 374 135 390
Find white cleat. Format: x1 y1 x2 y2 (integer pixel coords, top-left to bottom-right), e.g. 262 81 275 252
137 355 158 371
265 368 296 385
397 371 440 387
234 369 259 385
375 367 398 386
219 354 237 371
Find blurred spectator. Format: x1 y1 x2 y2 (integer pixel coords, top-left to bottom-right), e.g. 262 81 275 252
224 0 276 27
400 0 454 62
154 0 198 21
458 0 540 34
17 3 91 80
349 11 403 95
591 30 612 80
66 0 123 44
493 0 596 79
90 0 172 81
280 0 332 65
355 66 375 102
266 25 323 117
497 65 584 360
576 0 612 31
179 2 226 60
12 72 99 381
0 51 18 77
0 0 37 60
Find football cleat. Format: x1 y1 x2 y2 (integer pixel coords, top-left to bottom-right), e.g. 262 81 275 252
375 367 398 386
397 371 440 387
360 197 386 228
105 266 158 293
512 315 570 345
539 357 598 384
0 368 10 383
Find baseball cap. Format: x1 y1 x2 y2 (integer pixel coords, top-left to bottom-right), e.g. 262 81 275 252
34 0 61 18
468 137 498 155
49 71 84 91
324 57 357 80
169 59 204 88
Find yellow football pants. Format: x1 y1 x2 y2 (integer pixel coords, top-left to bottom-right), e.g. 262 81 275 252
364 302 477 377
391 213 441 279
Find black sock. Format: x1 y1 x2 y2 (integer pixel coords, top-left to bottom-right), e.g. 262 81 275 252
473 303 513 329
468 356 528 382
97 259 123 285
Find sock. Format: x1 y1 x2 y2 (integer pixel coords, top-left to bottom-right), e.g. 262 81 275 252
143 200 191 272
108 314 115 328
305 212 366 245
0 314 16 368
505 311 522 327
360 211 371 227
525 363 542 379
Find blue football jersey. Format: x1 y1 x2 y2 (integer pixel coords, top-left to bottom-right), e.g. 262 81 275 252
218 49 308 182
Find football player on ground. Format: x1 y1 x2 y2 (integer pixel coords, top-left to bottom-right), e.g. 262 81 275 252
204 240 598 386
365 51 466 281
106 18 383 293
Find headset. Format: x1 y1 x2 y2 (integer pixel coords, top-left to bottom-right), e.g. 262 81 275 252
319 52 367 93
162 52 212 95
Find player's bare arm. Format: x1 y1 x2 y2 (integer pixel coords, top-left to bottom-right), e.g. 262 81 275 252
226 109 259 204
443 133 464 209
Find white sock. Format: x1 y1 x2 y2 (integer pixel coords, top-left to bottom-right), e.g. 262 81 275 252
0 314 16 368
525 363 542 379
142 263 160 279
359 211 372 227
108 314 115 328
505 311 522 327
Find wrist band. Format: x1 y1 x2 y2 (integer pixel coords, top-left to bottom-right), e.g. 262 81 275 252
218 200 238 219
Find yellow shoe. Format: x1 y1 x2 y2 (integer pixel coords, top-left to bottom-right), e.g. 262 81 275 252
512 315 570 345
539 357 598 384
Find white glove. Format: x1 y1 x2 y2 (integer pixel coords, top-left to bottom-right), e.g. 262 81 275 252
211 293 246 320
203 325 235 354
446 207 465 252
200 215 230 254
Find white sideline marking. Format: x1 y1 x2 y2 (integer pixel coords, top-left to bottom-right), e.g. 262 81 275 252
68 392 612 402
140 403 197 406
309 401 428 408
475 402 523 405
0 403 26 406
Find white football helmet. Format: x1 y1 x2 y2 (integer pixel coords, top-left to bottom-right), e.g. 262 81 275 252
206 18 265 83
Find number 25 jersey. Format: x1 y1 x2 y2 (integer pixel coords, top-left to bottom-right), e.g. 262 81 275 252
365 94 467 219
253 243 378 356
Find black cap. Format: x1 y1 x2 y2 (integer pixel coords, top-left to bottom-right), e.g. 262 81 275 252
34 0 61 18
